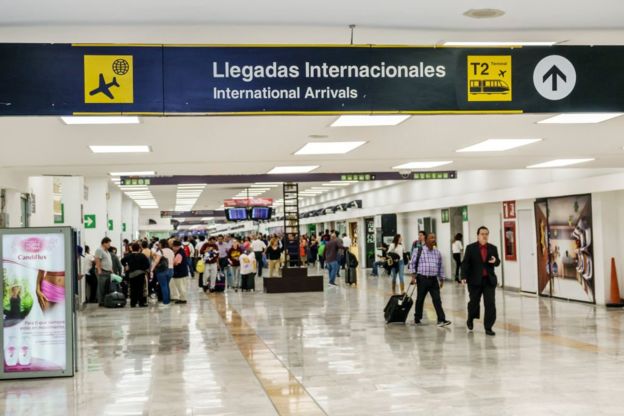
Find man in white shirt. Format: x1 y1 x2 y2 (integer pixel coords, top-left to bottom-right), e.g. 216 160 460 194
251 235 267 277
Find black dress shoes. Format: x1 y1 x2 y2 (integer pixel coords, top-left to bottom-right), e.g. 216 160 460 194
485 329 496 336
466 320 474 331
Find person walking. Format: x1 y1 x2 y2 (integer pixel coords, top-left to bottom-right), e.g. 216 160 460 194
452 233 464 283
251 235 267 277
461 226 501 336
94 237 113 306
318 240 326 270
182 236 195 277
121 243 150 308
171 240 189 304
266 237 283 277
388 234 406 294
151 239 174 306
324 233 343 287
228 239 243 291
202 236 220 292
410 233 451 327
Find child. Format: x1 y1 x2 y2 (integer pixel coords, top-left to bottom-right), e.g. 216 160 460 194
239 247 257 292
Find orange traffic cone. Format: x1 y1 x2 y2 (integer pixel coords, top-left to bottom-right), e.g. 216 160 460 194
607 257 624 307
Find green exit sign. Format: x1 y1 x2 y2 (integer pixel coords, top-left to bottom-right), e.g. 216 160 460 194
121 178 151 186
412 171 457 180
340 173 376 181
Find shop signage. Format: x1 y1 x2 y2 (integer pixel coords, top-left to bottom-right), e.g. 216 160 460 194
223 198 273 207
413 171 457 180
0 228 75 379
3 44 624 115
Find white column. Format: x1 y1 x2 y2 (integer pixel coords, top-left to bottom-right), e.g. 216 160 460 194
59 177 85 231
83 178 109 250
121 196 135 242
28 176 54 227
107 187 123 249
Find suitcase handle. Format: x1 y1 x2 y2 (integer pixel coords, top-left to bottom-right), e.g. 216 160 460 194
403 282 417 301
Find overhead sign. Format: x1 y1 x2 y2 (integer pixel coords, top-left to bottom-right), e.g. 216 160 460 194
160 210 226 218
503 201 517 219
533 55 576 101
413 171 457 180
340 173 376 181
84 214 96 229
3 44 624 115
120 178 151 186
224 198 273 207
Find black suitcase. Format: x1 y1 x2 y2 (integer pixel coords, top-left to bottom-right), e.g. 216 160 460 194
384 283 416 324
214 271 226 292
104 276 127 308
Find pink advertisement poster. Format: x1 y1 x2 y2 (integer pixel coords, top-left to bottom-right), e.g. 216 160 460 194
2 233 67 373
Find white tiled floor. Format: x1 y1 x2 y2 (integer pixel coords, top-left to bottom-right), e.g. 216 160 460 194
2 269 624 415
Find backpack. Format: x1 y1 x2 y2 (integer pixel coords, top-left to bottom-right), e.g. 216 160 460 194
183 245 191 257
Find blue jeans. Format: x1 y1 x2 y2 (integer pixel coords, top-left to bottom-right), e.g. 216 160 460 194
328 261 339 285
391 260 405 285
186 258 194 277
372 261 385 276
156 269 173 304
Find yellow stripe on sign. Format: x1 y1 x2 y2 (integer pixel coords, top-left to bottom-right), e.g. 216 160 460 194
162 110 524 116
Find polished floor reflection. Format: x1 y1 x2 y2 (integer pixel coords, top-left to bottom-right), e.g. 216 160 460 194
2 270 624 415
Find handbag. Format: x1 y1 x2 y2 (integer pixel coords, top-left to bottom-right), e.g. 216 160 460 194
128 269 146 279
195 259 205 273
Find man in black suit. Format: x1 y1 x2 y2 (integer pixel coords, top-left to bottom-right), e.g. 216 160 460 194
461 226 501 336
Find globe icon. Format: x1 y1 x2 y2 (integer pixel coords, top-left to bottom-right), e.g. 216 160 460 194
112 59 129 76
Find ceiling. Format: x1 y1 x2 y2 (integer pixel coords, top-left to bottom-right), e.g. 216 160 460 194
2 113 624 211
2 0 624 30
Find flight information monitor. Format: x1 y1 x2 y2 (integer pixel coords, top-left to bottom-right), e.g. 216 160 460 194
251 207 272 220
225 208 249 221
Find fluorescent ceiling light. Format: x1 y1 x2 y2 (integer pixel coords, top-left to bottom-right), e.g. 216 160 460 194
331 115 410 127
295 141 366 155
252 183 280 187
392 161 453 169
110 171 155 176
61 116 141 125
177 184 206 188
457 139 542 152
325 182 352 186
89 145 151 154
527 158 594 168
442 41 557 47
537 113 624 124
268 165 319 174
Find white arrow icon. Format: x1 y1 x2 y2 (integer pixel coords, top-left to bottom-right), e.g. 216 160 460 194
85 216 94 227
533 55 576 100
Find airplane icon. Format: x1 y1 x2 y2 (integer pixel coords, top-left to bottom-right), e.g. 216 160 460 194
498 69 507 77
89 73 120 100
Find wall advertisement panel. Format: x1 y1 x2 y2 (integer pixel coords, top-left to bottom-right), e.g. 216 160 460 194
534 195 595 303
0 227 75 379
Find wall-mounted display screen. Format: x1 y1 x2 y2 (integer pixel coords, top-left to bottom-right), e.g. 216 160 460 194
225 208 249 221
251 207 272 220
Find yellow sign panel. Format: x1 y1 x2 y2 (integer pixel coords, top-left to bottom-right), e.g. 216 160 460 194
84 55 134 104
467 55 511 102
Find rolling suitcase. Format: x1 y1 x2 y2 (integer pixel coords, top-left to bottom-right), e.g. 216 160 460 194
384 283 416 324
214 271 226 292
345 253 358 285
104 277 127 308
241 273 256 292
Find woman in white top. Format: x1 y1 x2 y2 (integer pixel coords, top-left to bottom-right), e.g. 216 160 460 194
151 239 175 305
452 233 463 283
388 234 405 294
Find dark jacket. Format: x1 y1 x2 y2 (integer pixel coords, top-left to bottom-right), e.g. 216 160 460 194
121 252 150 278
461 242 501 286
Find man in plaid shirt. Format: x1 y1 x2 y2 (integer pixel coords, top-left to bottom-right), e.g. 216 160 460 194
409 233 452 327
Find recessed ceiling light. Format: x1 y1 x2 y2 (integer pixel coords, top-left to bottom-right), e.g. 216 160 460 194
392 161 453 169
61 116 141 125
527 158 594 168
89 145 151 153
463 8 505 19
294 141 367 155
268 165 319 174
442 41 556 47
325 182 354 186
110 171 155 176
331 115 410 127
537 113 624 124
251 184 279 188
457 139 542 152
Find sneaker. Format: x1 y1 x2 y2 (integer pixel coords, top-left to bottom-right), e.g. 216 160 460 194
437 320 452 327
